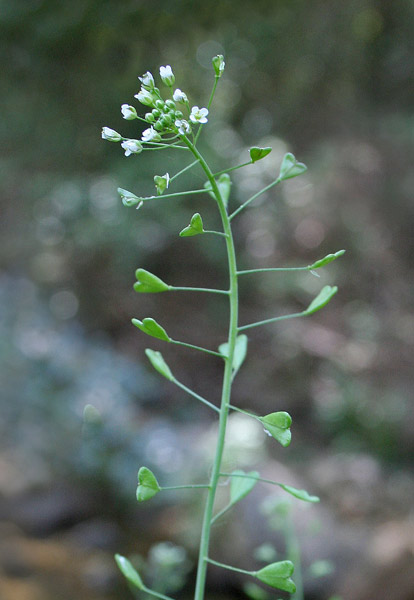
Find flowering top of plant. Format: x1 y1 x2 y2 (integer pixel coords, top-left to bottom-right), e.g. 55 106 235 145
101 61 214 157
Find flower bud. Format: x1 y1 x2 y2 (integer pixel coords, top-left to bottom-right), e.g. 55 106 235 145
121 104 138 120
174 110 184 120
212 55 225 77
159 65 175 87
165 99 176 110
121 139 143 156
145 112 155 123
141 127 161 143
153 121 163 132
138 71 155 91
160 115 172 127
101 127 122 142
134 89 156 107
155 99 165 110
173 88 188 104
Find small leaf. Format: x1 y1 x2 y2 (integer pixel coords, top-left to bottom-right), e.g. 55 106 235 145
303 285 338 315
309 250 346 270
115 554 145 590
278 153 307 181
250 147 272 163
179 212 204 237
132 318 170 341
230 470 259 504
219 334 248 376
118 187 143 207
279 484 320 503
204 174 232 208
134 268 170 293
145 349 174 380
136 466 161 502
154 173 170 195
255 561 296 593
259 412 292 447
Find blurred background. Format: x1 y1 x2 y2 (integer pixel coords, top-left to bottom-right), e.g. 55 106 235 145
1 1 414 599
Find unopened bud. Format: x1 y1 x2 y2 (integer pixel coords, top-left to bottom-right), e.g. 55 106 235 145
101 127 122 142
212 55 225 78
121 104 138 120
159 65 175 87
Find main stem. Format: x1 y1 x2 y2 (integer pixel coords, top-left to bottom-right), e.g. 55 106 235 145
183 137 239 600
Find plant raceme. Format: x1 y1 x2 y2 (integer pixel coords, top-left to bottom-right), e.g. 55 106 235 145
102 57 344 600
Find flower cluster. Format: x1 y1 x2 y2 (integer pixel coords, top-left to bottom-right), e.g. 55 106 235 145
101 61 217 157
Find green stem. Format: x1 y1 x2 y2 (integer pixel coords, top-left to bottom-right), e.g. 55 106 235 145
210 502 233 525
171 339 223 358
170 286 229 295
194 76 219 145
142 188 207 201
205 558 252 576
212 161 252 178
161 484 210 490
238 311 303 332
203 230 228 238
170 159 200 182
229 178 281 221
172 379 220 413
182 136 239 600
142 587 175 600
237 267 310 275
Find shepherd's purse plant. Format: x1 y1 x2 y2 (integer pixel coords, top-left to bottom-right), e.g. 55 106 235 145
102 56 344 600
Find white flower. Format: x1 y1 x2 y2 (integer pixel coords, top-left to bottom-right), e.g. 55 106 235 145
174 119 191 136
159 65 175 86
138 71 155 90
173 88 188 104
189 106 209 124
121 139 143 156
121 104 138 120
101 127 122 142
134 89 156 107
154 173 170 195
141 127 161 143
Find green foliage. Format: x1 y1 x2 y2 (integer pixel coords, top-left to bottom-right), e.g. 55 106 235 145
249 147 272 163
115 554 145 590
134 269 170 293
304 285 338 315
179 212 204 236
145 349 174 381
255 560 296 593
219 334 248 376
278 153 307 181
132 317 171 341
136 466 161 502
259 412 292 447
230 470 259 504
